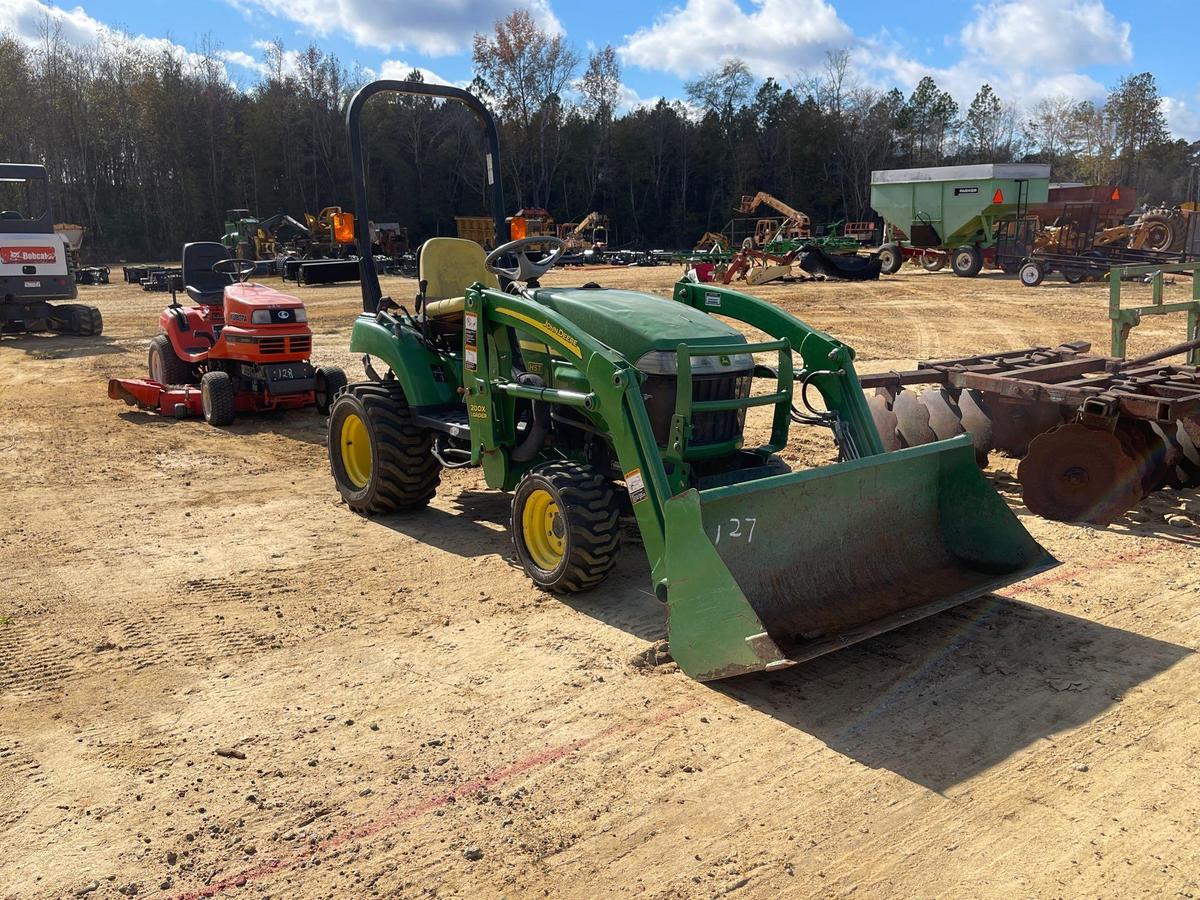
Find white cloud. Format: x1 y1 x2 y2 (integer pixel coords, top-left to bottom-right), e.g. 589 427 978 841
219 49 265 74
960 0 1131 73
1161 95 1200 143
619 0 853 79
377 59 456 87
1 0 232 77
232 0 561 56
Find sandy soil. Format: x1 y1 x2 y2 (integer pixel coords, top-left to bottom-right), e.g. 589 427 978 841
1 262 1198 899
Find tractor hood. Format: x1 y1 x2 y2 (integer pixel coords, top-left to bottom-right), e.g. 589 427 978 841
530 286 748 367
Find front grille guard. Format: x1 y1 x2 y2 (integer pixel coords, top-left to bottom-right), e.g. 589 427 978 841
664 338 792 464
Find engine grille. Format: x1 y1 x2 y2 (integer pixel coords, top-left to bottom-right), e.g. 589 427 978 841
255 334 310 355
641 372 752 448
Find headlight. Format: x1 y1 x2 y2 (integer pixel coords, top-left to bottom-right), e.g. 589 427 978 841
251 309 271 324
293 308 307 322
635 348 754 375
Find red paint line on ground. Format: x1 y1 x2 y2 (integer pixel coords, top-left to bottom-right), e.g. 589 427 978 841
173 702 698 899
1007 543 1172 596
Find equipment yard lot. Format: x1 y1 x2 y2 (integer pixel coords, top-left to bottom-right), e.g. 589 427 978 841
2 266 1198 899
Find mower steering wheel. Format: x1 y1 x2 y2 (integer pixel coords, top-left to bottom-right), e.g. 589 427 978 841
485 236 566 283
213 258 256 283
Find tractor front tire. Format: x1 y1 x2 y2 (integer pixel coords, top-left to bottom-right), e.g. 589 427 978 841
149 333 194 385
511 461 621 594
951 246 984 277
201 371 236 426
328 381 441 514
314 365 348 414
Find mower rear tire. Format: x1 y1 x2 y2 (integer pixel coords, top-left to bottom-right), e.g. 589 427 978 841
149 333 194 385
877 243 903 275
328 381 441 514
511 461 621 594
314 365 348 414
951 245 984 277
201 371 236 426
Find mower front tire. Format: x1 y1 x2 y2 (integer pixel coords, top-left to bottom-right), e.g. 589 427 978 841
328 381 441 514
201 371 236 426
511 461 621 594
314 365 348 414
149 333 194 385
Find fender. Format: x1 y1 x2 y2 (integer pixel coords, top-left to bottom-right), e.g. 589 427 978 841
159 306 215 362
348 313 459 407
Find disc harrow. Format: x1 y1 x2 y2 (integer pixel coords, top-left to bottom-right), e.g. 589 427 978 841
861 341 1200 525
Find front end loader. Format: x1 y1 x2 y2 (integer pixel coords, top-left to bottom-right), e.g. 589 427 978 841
328 80 1058 682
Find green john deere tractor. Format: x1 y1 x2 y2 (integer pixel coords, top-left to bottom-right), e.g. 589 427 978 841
328 80 1058 681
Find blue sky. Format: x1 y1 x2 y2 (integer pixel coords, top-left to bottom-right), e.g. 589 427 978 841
4 0 1199 138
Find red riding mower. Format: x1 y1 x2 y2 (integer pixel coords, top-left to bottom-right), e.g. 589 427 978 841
109 241 346 425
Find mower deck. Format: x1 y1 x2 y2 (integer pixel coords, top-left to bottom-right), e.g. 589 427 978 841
108 377 315 419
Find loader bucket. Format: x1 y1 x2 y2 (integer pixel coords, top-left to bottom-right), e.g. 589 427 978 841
660 435 1057 681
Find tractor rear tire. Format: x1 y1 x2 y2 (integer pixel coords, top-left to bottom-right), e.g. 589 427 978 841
1139 209 1185 253
511 461 621 594
314 365 348 414
149 333 194 385
201 371 236 426
951 246 984 277
877 243 903 275
328 381 441 514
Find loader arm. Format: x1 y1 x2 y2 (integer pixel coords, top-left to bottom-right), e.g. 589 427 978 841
737 192 811 230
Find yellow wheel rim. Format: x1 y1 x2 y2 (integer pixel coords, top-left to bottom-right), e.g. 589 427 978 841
522 488 565 570
339 411 372 489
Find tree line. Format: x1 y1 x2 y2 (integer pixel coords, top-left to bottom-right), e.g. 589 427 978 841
0 10 1196 262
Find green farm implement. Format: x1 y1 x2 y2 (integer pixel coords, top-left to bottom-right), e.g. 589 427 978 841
328 80 1056 681
870 164 1050 277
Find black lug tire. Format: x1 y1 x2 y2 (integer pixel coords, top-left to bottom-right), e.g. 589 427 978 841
951 246 984 277
877 243 903 275
49 303 102 336
328 381 441 514
1019 261 1045 287
511 461 622 594
314 365 348 414
149 333 195 385
200 371 236 426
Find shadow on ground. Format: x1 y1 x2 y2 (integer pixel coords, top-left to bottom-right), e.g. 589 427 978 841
713 596 1191 792
561 561 1192 792
1 333 126 358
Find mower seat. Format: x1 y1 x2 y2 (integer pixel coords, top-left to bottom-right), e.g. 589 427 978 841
182 241 233 305
419 238 498 326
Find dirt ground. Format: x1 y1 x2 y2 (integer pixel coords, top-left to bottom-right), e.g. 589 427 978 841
2 262 1198 900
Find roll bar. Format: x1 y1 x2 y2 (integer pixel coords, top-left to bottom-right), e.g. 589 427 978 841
345 80 508 312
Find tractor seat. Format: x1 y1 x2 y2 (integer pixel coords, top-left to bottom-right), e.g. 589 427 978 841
419 237 498 330
181 241 233 305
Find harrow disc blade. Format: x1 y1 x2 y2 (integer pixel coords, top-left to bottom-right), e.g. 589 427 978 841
866 392 902 451
956 389 994 467
893 389 937 447
990 398 1066 457
1017 423 1145 525
921 387 966 441
1145 422 1185 489
1173 417 1200 487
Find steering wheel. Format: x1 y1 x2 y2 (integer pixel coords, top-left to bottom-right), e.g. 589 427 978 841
213 258 256 283
485 236 566 283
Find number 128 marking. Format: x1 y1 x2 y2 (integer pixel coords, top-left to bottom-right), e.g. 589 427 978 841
712 517 756 545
